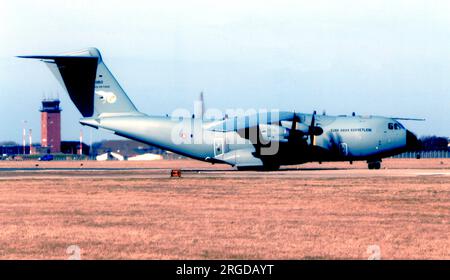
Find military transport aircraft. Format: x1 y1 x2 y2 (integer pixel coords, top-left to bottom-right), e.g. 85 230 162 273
20 48 422 170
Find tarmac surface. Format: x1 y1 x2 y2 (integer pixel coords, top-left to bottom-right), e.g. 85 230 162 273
1 167 450 179
1 158 449 179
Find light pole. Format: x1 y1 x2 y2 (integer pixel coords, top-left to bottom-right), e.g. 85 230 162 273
79 129 83 156
22 120 27 154
29 129 33 155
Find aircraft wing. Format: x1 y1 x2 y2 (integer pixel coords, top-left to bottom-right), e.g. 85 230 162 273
206 110 324 150
206 111 294 132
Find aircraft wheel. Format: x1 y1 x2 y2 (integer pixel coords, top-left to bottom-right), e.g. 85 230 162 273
368 161 381 170
262 163 280 171
373 161 381 169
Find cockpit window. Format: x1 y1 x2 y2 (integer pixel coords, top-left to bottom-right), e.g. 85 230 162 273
388 123 394 130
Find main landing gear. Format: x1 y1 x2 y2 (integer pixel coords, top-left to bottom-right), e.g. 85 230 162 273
367 160 381 170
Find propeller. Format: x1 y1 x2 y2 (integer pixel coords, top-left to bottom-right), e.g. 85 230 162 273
308 111 323 147
287 112 302 143
287 111 323 146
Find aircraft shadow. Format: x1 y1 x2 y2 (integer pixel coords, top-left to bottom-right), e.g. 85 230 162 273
182 167 351 173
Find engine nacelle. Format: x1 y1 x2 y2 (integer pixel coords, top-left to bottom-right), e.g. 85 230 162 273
258 124 289 142
280 121 310 133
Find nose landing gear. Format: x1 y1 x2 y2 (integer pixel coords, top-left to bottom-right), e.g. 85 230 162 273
367 160 381 170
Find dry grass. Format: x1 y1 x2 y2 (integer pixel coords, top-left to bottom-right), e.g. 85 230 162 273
0 159 449 259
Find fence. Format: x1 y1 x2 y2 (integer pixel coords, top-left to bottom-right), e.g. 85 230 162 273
392 150 450 159
1 154 89 161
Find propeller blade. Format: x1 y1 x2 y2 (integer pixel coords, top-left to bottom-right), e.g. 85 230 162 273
309 111 316 146
287 111 322 145
288 112 298 142
290 112 297 131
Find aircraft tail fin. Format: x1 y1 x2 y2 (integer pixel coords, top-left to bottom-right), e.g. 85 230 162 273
18 48 140 118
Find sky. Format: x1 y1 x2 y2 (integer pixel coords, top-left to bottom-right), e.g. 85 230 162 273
0 0 449 143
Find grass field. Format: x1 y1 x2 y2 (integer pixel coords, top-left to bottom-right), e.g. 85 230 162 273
0 159 449 259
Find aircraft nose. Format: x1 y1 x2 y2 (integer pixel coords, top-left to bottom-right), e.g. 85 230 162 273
406 130 421 151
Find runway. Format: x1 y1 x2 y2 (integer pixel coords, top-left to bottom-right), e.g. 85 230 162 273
1 167 450 180
1 158 449 179
0 159 449 259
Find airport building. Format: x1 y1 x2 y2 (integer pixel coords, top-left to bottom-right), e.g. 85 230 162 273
1 98 172 159
40 99 61 153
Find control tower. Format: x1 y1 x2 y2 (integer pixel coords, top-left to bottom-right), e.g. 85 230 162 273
40 99 62 153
